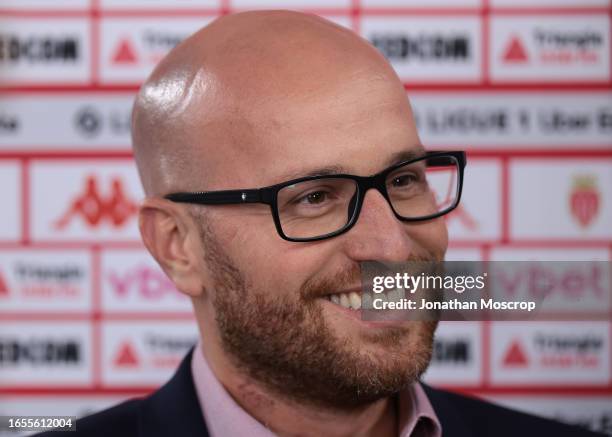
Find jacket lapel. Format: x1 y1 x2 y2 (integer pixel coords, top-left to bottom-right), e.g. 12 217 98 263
139 347 210 437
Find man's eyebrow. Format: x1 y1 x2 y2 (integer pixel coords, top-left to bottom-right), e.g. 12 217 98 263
384 146 427 168
275 165 347 183
272 146 427 183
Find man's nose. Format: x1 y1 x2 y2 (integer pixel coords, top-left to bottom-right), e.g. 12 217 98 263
341 189 413 262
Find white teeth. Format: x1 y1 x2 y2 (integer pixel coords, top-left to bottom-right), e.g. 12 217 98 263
349 291 361 310
325 291 362 310
339 293 350 309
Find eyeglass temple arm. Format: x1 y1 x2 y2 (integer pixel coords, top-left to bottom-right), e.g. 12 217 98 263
165 189 264 205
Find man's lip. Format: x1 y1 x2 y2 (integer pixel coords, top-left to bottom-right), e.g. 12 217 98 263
320 287 362 297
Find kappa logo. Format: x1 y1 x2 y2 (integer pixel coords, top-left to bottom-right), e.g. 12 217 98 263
54 175 138 230
569 175 600 229
112 38 138 65
113 342 140 368
0 269 9 298
502 36 529 64
502 340 529 367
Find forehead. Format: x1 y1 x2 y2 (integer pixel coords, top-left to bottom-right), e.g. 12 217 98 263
200 71 420 189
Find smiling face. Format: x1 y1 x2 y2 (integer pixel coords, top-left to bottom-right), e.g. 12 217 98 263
134 11 448 410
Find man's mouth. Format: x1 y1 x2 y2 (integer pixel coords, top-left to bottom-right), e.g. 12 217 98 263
321 287 405 312
323 290 362 310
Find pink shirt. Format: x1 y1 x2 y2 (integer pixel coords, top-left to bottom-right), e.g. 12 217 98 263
191 342 442 437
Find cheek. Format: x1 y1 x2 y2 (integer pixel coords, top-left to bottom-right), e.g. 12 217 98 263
214 216 322 297
407 218 448 258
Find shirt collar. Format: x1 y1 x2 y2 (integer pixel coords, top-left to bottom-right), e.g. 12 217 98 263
191 341 442 437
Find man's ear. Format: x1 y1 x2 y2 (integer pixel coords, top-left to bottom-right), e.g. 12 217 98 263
138 197 204 297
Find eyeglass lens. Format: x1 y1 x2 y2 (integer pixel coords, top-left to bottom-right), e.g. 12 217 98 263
276 156 459 239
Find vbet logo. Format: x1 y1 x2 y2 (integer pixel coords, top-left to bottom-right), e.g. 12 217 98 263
491 322 610 385
101 249 191 313
31 161 143 241
491 15 610 81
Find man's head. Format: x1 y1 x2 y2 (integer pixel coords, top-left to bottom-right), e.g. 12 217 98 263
133 10 447 411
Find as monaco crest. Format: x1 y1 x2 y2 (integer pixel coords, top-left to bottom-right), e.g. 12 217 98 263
569 175 600 228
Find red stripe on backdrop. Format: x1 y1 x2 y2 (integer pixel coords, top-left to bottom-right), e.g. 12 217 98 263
20 158 30 245
500 157 510 244
351 0 361 36
0 9 90 17
2 385 612 397
0 149 610 160
489 7 612 15
481 0 490 85
0 151 134 159
1 83 611 93
90 0 100 86
92 244 102 389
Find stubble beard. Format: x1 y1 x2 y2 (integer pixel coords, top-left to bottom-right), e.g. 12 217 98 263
198 224 438 411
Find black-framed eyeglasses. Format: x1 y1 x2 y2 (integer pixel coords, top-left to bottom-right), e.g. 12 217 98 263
165 151 466 242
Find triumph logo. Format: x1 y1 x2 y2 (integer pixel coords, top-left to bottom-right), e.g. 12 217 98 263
569 175 600 229
502 36 528 63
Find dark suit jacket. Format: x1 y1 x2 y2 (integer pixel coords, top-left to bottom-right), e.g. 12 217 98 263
36 348 603 437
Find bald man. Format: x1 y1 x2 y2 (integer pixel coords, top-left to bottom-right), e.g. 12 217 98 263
36 10 601 437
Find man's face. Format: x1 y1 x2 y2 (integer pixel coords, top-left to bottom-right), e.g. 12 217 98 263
192 68 448 409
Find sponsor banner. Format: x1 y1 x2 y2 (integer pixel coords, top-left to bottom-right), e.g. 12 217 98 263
488 249 611 315
510 160 612 239
361 16 481 83
0 0 89 9
490 15 610 82
101 248 192 313
99 17 213 84
446 159 501 242
0 396 127 437
101 321 198 386
30 160 142 242
0 322 92 387
490 321 610 385
491 0 610 8
410 92 612 148
445 248 484 261
100 0 220 9
0 249 92 313
233 0 350 8
0 18 90 85
422 321 482 386
361 0 480 6
0 94 134 150
484 396 612 436
0 161 20 242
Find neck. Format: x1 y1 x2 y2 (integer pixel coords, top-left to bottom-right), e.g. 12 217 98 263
198 331 397 437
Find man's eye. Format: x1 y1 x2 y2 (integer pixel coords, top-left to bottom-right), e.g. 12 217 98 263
391 173 417 187
297 191 328 205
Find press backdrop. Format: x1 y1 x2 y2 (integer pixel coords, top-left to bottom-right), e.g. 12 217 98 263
0 1 611 435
